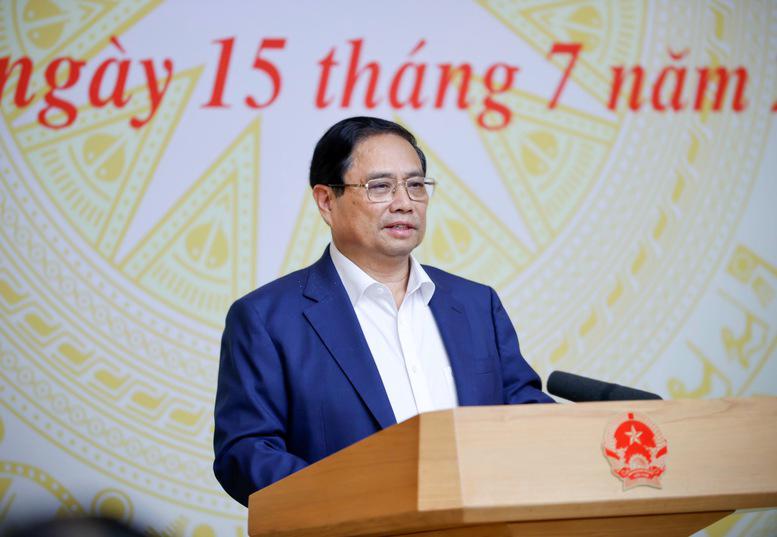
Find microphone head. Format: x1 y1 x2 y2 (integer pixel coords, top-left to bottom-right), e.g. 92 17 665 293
547 371 662 402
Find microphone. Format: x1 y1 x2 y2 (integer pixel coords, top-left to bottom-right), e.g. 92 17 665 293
547 371 662 402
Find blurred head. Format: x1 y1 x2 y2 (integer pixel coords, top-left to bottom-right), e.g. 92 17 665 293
4 516 145 537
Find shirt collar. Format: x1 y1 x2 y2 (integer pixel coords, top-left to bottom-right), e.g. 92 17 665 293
408 255 436 304
329 243 436 306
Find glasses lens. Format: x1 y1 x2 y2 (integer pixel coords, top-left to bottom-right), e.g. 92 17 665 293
405 179 428 201
365 180 393 202
364 178 435 202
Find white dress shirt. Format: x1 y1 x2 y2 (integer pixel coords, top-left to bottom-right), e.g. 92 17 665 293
329 243 458 423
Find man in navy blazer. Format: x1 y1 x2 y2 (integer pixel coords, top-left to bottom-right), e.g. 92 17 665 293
213 117 553 506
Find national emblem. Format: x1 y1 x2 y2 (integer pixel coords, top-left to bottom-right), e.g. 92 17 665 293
602 412 668 490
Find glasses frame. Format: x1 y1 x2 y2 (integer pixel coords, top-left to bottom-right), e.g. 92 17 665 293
326 177 437 203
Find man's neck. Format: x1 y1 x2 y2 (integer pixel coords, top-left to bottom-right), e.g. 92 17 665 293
334 244 411 307
368 262 410 308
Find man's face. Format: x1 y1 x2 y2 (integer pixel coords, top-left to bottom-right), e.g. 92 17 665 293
319 133 428 268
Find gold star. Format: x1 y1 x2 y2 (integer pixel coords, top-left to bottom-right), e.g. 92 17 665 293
625 425 642 445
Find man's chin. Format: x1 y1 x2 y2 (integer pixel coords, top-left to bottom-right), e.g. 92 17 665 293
380 238 421 258
375 228 424 256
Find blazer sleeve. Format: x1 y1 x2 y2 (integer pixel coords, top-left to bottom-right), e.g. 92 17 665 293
489 287 555 404
213 298 308 506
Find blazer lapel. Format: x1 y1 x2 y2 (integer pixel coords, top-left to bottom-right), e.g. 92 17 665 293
427 281 480 406
302 249 396 429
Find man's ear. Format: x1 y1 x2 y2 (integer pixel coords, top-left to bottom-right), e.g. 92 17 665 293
312 184 334 227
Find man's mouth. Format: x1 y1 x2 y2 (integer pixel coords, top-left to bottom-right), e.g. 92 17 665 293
383 222 417 238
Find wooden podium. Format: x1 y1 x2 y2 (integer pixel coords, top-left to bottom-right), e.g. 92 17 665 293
248 397 777 537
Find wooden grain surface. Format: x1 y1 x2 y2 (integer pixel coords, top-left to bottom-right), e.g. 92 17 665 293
451 397 777 523
247 397 777 537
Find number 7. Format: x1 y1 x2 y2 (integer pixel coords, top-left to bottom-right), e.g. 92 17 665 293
547 42 582 109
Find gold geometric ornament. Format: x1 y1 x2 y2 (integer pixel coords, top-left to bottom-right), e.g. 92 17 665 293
468 81 618 250
121 119 260 327
10 67 201 259
0 0 162 121
280 194 330 276
411 130 532 288
477 0 645 105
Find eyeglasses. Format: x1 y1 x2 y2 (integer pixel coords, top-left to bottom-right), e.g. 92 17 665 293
327 177 436 203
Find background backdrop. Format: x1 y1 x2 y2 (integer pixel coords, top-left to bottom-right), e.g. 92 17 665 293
1 1 776 535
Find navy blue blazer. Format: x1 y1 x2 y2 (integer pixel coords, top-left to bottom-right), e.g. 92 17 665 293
213 248 553 505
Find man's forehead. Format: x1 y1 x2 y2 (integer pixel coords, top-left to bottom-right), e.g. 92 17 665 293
364 170 423 180
351 134 421 167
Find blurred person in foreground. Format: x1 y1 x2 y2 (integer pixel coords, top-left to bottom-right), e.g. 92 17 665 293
4 516 144 537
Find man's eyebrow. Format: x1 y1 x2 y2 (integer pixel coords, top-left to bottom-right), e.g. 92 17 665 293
365 170 424 180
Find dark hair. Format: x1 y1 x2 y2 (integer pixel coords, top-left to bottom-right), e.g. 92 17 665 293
309 116 426 191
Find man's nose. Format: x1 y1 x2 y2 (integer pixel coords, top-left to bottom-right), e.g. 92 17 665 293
389 182 413 211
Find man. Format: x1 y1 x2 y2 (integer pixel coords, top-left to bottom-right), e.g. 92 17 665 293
213 117 553 506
